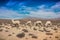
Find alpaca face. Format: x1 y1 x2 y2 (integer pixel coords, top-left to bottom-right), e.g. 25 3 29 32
45 21 52 27
27 23 31 26
34 21 43 27
26 21 33 29
35 23 42 27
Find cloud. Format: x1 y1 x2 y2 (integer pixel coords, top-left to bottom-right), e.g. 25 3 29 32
0 7 28 19
0 1 60 19
24 5 60 19
51 2 60 12
51 2 60 9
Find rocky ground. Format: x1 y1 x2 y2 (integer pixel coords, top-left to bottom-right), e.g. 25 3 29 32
0 19 60 40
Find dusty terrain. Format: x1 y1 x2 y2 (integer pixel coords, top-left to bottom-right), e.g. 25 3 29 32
0 18 60 40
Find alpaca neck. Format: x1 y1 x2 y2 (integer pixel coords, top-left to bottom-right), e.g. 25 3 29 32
12 20 15 23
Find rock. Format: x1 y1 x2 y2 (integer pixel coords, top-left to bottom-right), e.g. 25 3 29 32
22 29 28 33
29 33 34 36
46 32 53 35
16 33 25 38
12 32 15 34
39 30 44 32
8 34 12 36
32 35 37 39
43 38 47 40
53 28 57 30
49 36 52 38
5 27 10 29
33 28 37 30
55 36 59 38
5 30 8 32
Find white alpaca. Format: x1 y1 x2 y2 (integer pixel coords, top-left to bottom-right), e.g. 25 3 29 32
11 19 20 27
26 21 32 29
12 19 20 24
45 21 52 27
34 21 43 27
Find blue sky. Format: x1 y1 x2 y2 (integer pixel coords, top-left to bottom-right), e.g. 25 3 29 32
0 0 60 19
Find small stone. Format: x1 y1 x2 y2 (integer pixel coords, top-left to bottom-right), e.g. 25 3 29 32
25 38 28 39
22 29 28 33
46 32 53 35
54 28 57 30
32 35 37 39
43 38 47 40
5 27 10 29
55 36 59 38
16 33 25 38
12 32 15 34
8 34 12 36
49 36 52 38
29 33 34 36
5 30 8 32
39 30 44 32
33 28 37 30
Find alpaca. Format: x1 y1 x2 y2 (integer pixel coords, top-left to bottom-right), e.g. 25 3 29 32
0 23 5 28
26 21 32 29
34 21 43 28
57 23 60 28
45 21 52 27
11 19 20 28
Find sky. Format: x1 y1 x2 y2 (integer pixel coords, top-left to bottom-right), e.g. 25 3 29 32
0 0 60 19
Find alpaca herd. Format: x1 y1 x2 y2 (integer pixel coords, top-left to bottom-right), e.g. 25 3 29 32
0 19 59 29
11 19 54 29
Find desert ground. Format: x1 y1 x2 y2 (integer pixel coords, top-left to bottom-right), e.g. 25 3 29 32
0 18 60 40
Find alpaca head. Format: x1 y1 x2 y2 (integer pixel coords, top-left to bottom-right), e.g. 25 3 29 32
26 21 32 27
34 21 43 26
11 19 15 22
45 21 52 27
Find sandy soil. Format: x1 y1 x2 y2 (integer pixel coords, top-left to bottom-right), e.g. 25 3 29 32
0 19 60 40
